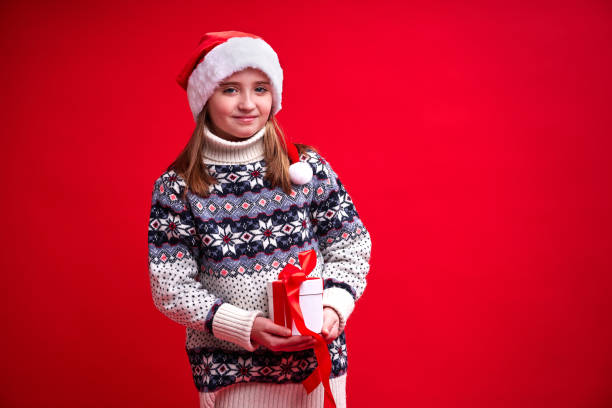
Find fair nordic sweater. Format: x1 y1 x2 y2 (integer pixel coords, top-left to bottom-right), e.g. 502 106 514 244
147 126 372 401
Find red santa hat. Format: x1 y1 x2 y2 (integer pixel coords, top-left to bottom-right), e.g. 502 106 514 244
176 30 312 185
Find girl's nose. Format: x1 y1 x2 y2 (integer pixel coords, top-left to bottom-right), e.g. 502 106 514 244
238 91 256 111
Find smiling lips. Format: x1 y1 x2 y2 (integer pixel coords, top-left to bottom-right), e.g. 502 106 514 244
233 115 258 124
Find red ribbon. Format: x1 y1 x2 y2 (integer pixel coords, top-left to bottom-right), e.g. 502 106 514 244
277 249 336 408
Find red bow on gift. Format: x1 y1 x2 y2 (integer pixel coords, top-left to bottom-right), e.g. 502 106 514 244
278 249 336 408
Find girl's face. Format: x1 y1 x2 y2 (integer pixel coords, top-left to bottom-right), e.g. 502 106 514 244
207 67 273 141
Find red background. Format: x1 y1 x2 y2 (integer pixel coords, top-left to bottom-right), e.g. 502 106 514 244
2 1 611 407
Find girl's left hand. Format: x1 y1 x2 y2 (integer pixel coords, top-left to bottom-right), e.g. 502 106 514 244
321 306 340 344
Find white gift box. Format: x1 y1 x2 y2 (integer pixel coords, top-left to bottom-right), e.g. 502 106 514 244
266 277 323 335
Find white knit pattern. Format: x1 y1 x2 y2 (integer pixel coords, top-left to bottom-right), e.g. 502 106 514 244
202 126 266 164
199 374 347 408
212 303 264 352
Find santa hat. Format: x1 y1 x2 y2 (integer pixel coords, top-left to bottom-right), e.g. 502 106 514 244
176 31 312 184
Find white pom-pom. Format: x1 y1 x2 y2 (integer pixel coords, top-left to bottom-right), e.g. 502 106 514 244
289 161 313 185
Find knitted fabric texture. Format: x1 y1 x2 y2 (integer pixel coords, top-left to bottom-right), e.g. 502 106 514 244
147 132 372 395
199 374 348 408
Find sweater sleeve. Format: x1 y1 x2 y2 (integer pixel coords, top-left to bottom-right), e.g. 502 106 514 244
148 170 262 351
306 152 372 333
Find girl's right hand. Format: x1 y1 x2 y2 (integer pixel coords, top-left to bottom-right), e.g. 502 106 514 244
250 316 316 352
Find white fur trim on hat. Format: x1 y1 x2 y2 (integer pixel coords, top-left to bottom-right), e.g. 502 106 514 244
289 161 313 184
186 37 283 121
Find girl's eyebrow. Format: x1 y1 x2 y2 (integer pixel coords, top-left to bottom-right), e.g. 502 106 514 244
219 81 271 86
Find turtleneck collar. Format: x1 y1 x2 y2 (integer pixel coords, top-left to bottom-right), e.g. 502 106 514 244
202 126 266 165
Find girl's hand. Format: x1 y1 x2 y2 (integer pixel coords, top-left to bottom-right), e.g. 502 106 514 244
251 316 316 352
321 307 340 344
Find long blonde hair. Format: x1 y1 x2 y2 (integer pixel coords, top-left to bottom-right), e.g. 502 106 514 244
168 105 316 199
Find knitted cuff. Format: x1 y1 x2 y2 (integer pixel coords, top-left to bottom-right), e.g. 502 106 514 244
212 303 264 352
322 287 355 333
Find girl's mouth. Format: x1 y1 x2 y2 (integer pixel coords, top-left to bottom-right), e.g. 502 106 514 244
234 116 257 124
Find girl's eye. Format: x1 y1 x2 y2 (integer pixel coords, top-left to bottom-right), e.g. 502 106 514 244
222 88 237 94
255 87 268 93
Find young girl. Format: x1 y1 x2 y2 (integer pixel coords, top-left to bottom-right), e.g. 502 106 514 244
148 31 372 408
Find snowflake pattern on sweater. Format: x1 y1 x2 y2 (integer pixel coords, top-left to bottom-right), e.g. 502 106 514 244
148 150 371 393
187 332 348 392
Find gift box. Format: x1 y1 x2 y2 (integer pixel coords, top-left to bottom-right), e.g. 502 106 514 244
266 277 323 335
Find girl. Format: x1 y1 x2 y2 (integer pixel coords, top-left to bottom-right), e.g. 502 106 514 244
148 31 372 408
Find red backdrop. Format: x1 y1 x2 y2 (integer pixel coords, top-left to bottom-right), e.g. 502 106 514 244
2 1 611 407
